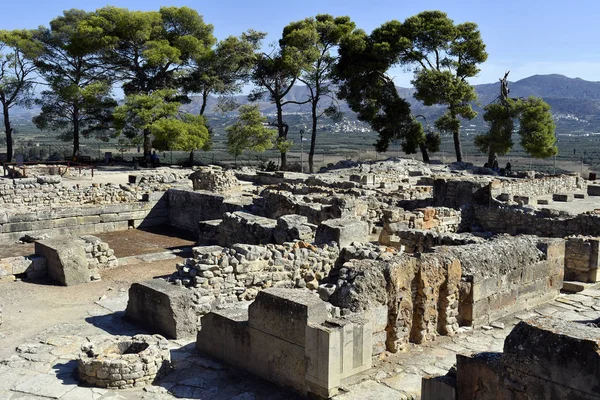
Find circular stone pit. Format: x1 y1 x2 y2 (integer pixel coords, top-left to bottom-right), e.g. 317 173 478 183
78 334 171 389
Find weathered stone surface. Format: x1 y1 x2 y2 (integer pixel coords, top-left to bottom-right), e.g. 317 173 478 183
197 288 371 398
315 218 369 248
35 238 90 286
273 214 315 244
218 211 276 246
565 236 600 282
553 193 574 202
189 166 239 191
456 316 600 400
248 288 329 346
450 236 564 326
78 334 171 389
125 279 197 339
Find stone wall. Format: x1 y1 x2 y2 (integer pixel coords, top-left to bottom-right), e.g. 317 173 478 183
471 204 600 237
326 236 564 352
448 236 564 326
127 240 341 339
167 189 252 233
169 241 340 302
189 166 239 191
490 174 586 200
433 177 491 208
0 197 168 244
328 252 462 353
0 235 117 281
388 230 485 253
564 236 600 282
379 207 464 248
81 235 119 276
0 168 188 209
456 316 600 399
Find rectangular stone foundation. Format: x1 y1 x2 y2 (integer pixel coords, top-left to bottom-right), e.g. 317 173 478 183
196 289 372 397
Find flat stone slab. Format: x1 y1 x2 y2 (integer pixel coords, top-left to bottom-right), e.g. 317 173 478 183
588 185 600 196
336 380 403 399
315 218 369 248
552 193 574 202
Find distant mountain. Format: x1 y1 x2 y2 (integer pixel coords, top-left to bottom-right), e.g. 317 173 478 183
10 74 600 132
189 74 600 131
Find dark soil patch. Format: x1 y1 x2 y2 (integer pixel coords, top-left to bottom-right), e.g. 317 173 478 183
97 225 196 258
0 242 35 259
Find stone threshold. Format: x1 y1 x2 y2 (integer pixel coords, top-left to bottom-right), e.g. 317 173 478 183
118 246 194 265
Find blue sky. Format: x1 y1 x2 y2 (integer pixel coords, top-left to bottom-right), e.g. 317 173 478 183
2 0 599 86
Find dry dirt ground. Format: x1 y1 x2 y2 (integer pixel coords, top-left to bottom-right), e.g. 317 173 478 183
0 227 196 360
0 256 182 361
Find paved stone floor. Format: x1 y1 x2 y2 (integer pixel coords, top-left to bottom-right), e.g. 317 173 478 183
2 288 600 399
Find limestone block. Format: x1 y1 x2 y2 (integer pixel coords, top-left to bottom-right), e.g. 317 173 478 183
125 279 197 339
588 184 600 196
315 218 369 248
248 288 329 347
35 238 90 286
218 211 276 247
273 214 316 245
503 317 600 399
552 193 574 202
197 219 221 245
305 316 372 398
197 307 307 394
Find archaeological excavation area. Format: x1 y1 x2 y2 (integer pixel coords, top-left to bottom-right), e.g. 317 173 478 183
1 159 600 399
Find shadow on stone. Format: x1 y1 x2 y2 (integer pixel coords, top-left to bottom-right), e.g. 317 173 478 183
85 312 149 336
52 359 79 385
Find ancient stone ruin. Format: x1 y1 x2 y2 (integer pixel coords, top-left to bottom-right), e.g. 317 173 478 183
3 159 600 398
78 334 170 389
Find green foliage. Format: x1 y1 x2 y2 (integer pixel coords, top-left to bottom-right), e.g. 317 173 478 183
475 100 518 157
518 97 557 158
226 104 275 158
113 89 210 153
250 27 317 169
97 6 215 95
334 28 430 157
394 10 487 161
281 14 355 172
0 29 43 161
184 30 265 115
33 81 116 140
32 9 116 157
275 137 293 154
152 113 211 151
476 96 556 160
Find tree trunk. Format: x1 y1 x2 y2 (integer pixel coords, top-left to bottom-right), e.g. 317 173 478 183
276 101 287 170
143 128 151 156
487 148 496 167
419 142 430 163
199 90 208 116
3 104 13 162
308 103 318 173
451 112 463 162
72 107 80 159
